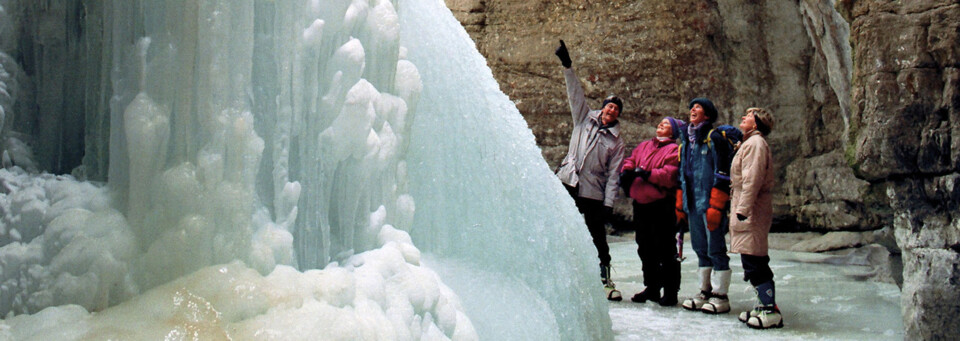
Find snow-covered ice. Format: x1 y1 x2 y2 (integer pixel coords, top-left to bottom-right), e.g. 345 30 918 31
606 237 903 340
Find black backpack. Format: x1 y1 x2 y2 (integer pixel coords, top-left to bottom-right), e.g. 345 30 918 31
706 125 743 162
706 125 742 187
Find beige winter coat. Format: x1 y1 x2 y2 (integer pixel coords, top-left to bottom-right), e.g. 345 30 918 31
729 130 775 256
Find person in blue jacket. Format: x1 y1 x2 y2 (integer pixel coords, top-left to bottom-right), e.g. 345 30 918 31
677 98 736 314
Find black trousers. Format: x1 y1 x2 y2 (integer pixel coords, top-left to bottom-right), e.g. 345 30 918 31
565 185 611 266
741 254 774 286
633 197 680 292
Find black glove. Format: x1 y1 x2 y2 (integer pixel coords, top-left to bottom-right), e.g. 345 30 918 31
737 214 748 222
636 168 651 181
603 206 613 220
555 40 572 68
619 170 637 193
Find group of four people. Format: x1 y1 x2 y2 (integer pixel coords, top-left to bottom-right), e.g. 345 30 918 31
553 40 782 329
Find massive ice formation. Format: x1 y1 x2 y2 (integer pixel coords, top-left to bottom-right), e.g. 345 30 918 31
0 0 610 339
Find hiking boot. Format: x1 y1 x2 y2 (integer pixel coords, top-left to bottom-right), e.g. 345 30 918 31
681 290 711 311
630 288 661 303
746 305 783 329
659 290 678 307
605 282 622 301
701 294 730 314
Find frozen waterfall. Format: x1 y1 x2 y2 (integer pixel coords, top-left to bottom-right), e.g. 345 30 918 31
0 0 610 340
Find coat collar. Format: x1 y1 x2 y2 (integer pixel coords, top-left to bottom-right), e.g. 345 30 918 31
686 121 713 143
589 110 621 137
737 129 763 150
653 136 676 146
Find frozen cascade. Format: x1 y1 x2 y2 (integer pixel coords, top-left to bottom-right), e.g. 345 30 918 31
399 0 611 340
0 0 609 340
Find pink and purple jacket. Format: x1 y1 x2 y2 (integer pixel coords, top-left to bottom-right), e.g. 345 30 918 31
621 138 680 204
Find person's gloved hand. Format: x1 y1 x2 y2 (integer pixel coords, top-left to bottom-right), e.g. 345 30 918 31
555 40 572 68
675 189 686 225
619 170 637 193
706 187 730 231
603 206 614 220
636 168 651 181
737 213 747 222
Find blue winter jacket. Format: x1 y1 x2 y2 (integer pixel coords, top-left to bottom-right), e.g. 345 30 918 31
676 122 734 215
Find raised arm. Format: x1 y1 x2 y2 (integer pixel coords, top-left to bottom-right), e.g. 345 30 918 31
562 69 590 123
556 40 590 123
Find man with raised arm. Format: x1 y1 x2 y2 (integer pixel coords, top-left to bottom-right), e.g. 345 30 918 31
553 40 626 301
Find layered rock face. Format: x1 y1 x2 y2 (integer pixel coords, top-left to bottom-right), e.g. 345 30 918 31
447 0 886 232
840 0 960 339
448 0 959 338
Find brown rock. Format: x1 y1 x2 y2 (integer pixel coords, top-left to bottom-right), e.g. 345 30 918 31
850 3 959 180
448 0 960 337
836 0 959 338
784 151 888 230
448 0 865 232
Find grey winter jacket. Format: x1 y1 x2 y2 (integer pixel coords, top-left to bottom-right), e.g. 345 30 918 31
555 68 625 208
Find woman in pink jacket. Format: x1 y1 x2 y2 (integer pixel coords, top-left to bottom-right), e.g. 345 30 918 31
729 107 780 329
620 117 684 306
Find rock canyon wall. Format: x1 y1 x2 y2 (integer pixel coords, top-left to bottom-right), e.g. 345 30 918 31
447 0 958 338
841 1 959 339
448 0 885 232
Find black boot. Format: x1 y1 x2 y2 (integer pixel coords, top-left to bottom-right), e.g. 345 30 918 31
659 290 678 306
630 287 661 303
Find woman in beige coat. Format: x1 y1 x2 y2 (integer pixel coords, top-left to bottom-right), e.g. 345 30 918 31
728 107 781 329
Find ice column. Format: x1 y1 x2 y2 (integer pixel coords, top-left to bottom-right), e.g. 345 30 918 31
400 0 614 339
97 0 421 287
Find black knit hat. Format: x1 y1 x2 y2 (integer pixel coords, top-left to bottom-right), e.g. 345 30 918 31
603 95 623 113
689 98 718 123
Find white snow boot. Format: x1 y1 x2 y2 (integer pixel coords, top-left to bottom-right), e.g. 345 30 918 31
701 269 731 314
739 305 762 323
605 282 622 301
746 305 783 329
743 281 778 323
681 267 712 311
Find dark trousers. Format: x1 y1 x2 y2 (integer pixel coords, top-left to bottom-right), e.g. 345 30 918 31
565 185 611 266
741 254 774 286
633 197 680 292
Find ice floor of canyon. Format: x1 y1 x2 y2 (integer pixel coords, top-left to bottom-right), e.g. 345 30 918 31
604 234 902 340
